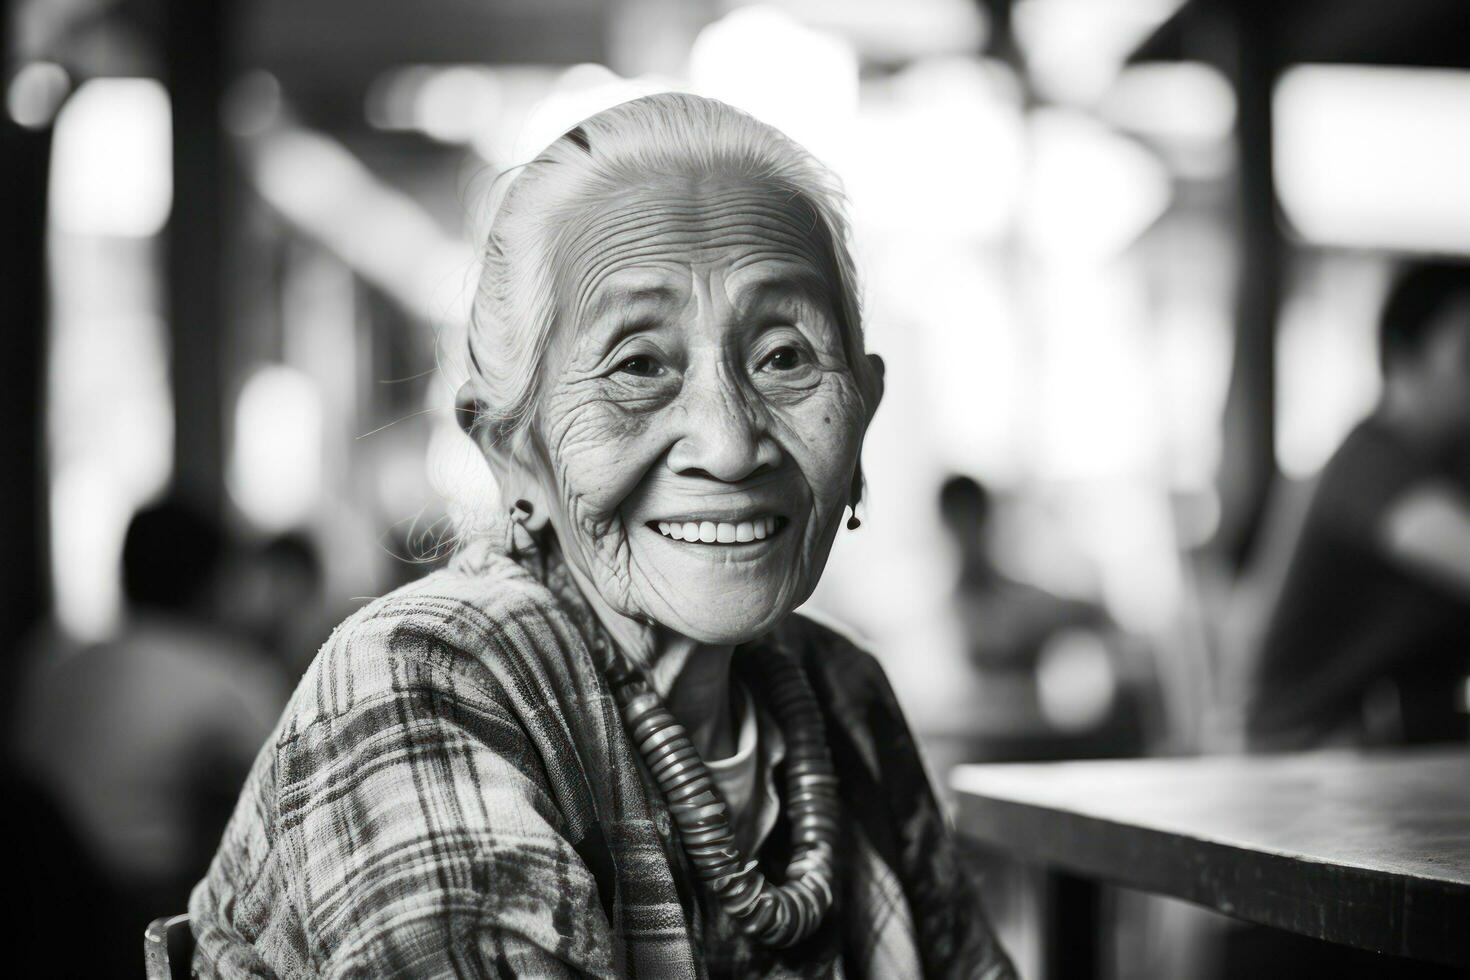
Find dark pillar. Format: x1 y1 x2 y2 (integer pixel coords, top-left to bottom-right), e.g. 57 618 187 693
0 101 53 682
164 0 232 517
1215 3 1281 568
983 0 1020 68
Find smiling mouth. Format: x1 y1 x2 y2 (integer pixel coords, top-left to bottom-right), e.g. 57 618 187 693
648 515 786 544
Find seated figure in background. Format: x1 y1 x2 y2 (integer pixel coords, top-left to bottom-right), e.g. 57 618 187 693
940 476 1108 674
939 475 1155 757
16 497 286 968
1247 260 1470 748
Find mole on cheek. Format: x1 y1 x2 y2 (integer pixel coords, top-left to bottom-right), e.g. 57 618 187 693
823 416 831 424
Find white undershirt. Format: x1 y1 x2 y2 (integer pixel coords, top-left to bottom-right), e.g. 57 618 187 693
704 681 783 857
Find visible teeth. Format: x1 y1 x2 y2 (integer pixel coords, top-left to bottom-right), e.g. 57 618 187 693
656 516 780 543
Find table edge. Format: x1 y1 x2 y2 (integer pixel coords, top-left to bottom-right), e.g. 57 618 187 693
955 790 1470 968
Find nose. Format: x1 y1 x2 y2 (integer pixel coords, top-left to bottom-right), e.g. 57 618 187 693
665 363 781 482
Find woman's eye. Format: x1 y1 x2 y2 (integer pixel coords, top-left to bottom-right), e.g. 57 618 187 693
763 346 804 371
616 355 663 378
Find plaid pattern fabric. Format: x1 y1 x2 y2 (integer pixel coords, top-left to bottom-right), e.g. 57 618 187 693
190 537 1015 979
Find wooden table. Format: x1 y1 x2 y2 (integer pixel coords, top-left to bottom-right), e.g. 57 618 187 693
951 748 1470 978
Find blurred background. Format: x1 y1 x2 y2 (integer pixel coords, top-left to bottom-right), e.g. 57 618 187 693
5 0 1470 975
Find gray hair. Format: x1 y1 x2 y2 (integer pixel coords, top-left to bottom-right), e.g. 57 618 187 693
465 91 868 450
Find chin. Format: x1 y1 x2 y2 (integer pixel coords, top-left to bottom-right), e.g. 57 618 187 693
643 575 804 645
662 605 790 646
625 513 819 644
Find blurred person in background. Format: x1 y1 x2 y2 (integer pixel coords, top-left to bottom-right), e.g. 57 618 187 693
942 475 1109 673
1247 260 1470 749
3 724 123 977
940 474 1156 759
190 93 1014 978
216 530 330 681
15 497 287 972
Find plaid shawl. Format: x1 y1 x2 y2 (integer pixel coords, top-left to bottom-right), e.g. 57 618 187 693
190 537 1014 979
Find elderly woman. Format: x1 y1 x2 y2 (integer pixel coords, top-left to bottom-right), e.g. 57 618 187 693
191 93 1014 979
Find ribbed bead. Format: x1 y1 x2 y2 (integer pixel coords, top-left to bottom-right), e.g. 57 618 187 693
606 646 840 948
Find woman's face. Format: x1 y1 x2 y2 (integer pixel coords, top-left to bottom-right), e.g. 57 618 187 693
519 174 878 645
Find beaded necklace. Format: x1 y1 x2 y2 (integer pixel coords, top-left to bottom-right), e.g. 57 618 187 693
605 645 840 948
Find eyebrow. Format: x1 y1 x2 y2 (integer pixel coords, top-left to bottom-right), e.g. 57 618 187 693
732 267 837 312
582 277 679 312
583 281 683 325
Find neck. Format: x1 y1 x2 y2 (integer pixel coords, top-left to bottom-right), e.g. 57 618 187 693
652 631 737 760
558 551 737 760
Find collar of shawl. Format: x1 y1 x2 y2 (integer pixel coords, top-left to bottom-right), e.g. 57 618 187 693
450 528 839 947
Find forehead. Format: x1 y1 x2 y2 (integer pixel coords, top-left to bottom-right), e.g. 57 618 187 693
554 175 839 319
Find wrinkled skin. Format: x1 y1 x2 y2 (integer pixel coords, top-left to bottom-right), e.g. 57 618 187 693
472 175 881 659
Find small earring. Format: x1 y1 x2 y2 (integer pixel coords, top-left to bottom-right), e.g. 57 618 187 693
846 504 861 531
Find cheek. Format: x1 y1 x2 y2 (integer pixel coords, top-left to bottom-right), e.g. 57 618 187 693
774 377 866 510
538 387 665 524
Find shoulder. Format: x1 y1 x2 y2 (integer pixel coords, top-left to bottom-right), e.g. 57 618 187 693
779 608 878 665
1322 419 1427 497
1309 420 1425 534
774 610 900 712
774 613 947 840
195 546 611 972
278 544 583 740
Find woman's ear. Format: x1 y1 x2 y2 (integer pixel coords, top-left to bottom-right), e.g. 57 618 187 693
845 352 883 516
456 379 551 531
863 352 886 424
455 378 486 440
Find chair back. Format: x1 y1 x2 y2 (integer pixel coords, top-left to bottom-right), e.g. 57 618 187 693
144 913 193 980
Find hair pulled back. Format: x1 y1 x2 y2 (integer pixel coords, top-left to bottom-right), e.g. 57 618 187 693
465 91 869 449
